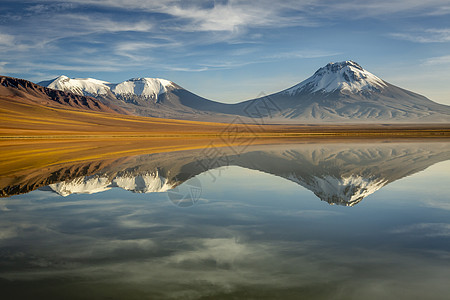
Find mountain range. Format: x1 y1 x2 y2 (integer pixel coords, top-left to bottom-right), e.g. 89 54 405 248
36 60 450 123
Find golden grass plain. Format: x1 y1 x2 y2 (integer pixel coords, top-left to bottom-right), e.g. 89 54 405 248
2 95 450 138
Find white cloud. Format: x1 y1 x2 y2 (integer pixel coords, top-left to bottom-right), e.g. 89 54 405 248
113 40 181 61
161 66 210 72
35 0 320 33
389 28 450 43
425 5 450 15
266 50 341 60
26 63 121 72
0 33 15 47
25 3 76 14
161 1 318 32
54 14 154 34
423 55 450 65
38 0 450 20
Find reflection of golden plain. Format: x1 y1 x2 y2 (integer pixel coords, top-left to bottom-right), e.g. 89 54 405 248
2 93 450 179
0 137 246 177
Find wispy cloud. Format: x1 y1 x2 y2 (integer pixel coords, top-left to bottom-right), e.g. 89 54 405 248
188 49 340 71
27 63 122 73
113 39 182 61
160 66 210 72
390 28 450 43
425 5 450 16
37 0 450 21
36 0 321 32
265 50 341 60
423 55 450 65
162 1 319 32
0 33 14 47
25 2 76 14
303 0 450 18
45 14 155 35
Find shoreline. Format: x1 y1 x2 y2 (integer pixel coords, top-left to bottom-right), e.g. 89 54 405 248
1 128 449 139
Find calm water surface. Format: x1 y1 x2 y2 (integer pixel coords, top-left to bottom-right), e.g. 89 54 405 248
1 141 450 299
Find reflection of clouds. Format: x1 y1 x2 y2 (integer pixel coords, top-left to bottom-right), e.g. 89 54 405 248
2 231 450 299
1 179 450 298
0 226 21 240
421 199 450 211
279 209 344 218
391 223 450 237
118 212 171 229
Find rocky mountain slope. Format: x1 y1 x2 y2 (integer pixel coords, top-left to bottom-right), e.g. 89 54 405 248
0 76 129 115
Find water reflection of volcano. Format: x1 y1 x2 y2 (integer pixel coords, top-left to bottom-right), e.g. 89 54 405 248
1 141 449 206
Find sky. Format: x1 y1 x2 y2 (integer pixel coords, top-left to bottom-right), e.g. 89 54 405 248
0 0 449 105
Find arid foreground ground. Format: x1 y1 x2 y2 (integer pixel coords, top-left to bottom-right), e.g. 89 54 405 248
2 89 450 178
1 93 450 138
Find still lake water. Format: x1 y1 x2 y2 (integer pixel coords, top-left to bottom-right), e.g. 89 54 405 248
1 140 450 299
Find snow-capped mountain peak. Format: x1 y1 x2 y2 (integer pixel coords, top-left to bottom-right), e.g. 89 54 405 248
111 77 173 99
283 60 387 95
41 76 174 101
46 75 111 96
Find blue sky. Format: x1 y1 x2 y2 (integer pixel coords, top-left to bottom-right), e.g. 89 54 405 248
1 0 450 104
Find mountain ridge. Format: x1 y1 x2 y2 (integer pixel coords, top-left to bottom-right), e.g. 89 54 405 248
38 60 450 123
0 75 130 115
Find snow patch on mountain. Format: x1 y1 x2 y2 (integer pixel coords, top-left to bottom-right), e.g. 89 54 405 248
111 78 173 100
43 76 174 101
283 61 386 95
47 75 111 96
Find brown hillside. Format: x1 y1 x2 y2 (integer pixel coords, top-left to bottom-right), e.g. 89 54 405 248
0 76 130 115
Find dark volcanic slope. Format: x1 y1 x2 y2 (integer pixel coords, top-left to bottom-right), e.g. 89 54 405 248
0 76 130 115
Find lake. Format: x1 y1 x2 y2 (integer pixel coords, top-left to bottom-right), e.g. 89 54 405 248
1 139 450 299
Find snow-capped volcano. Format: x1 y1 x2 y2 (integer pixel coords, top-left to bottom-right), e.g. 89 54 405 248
283 61 387 95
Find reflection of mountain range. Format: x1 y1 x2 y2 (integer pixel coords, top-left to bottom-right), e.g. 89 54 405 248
1 142 450 205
